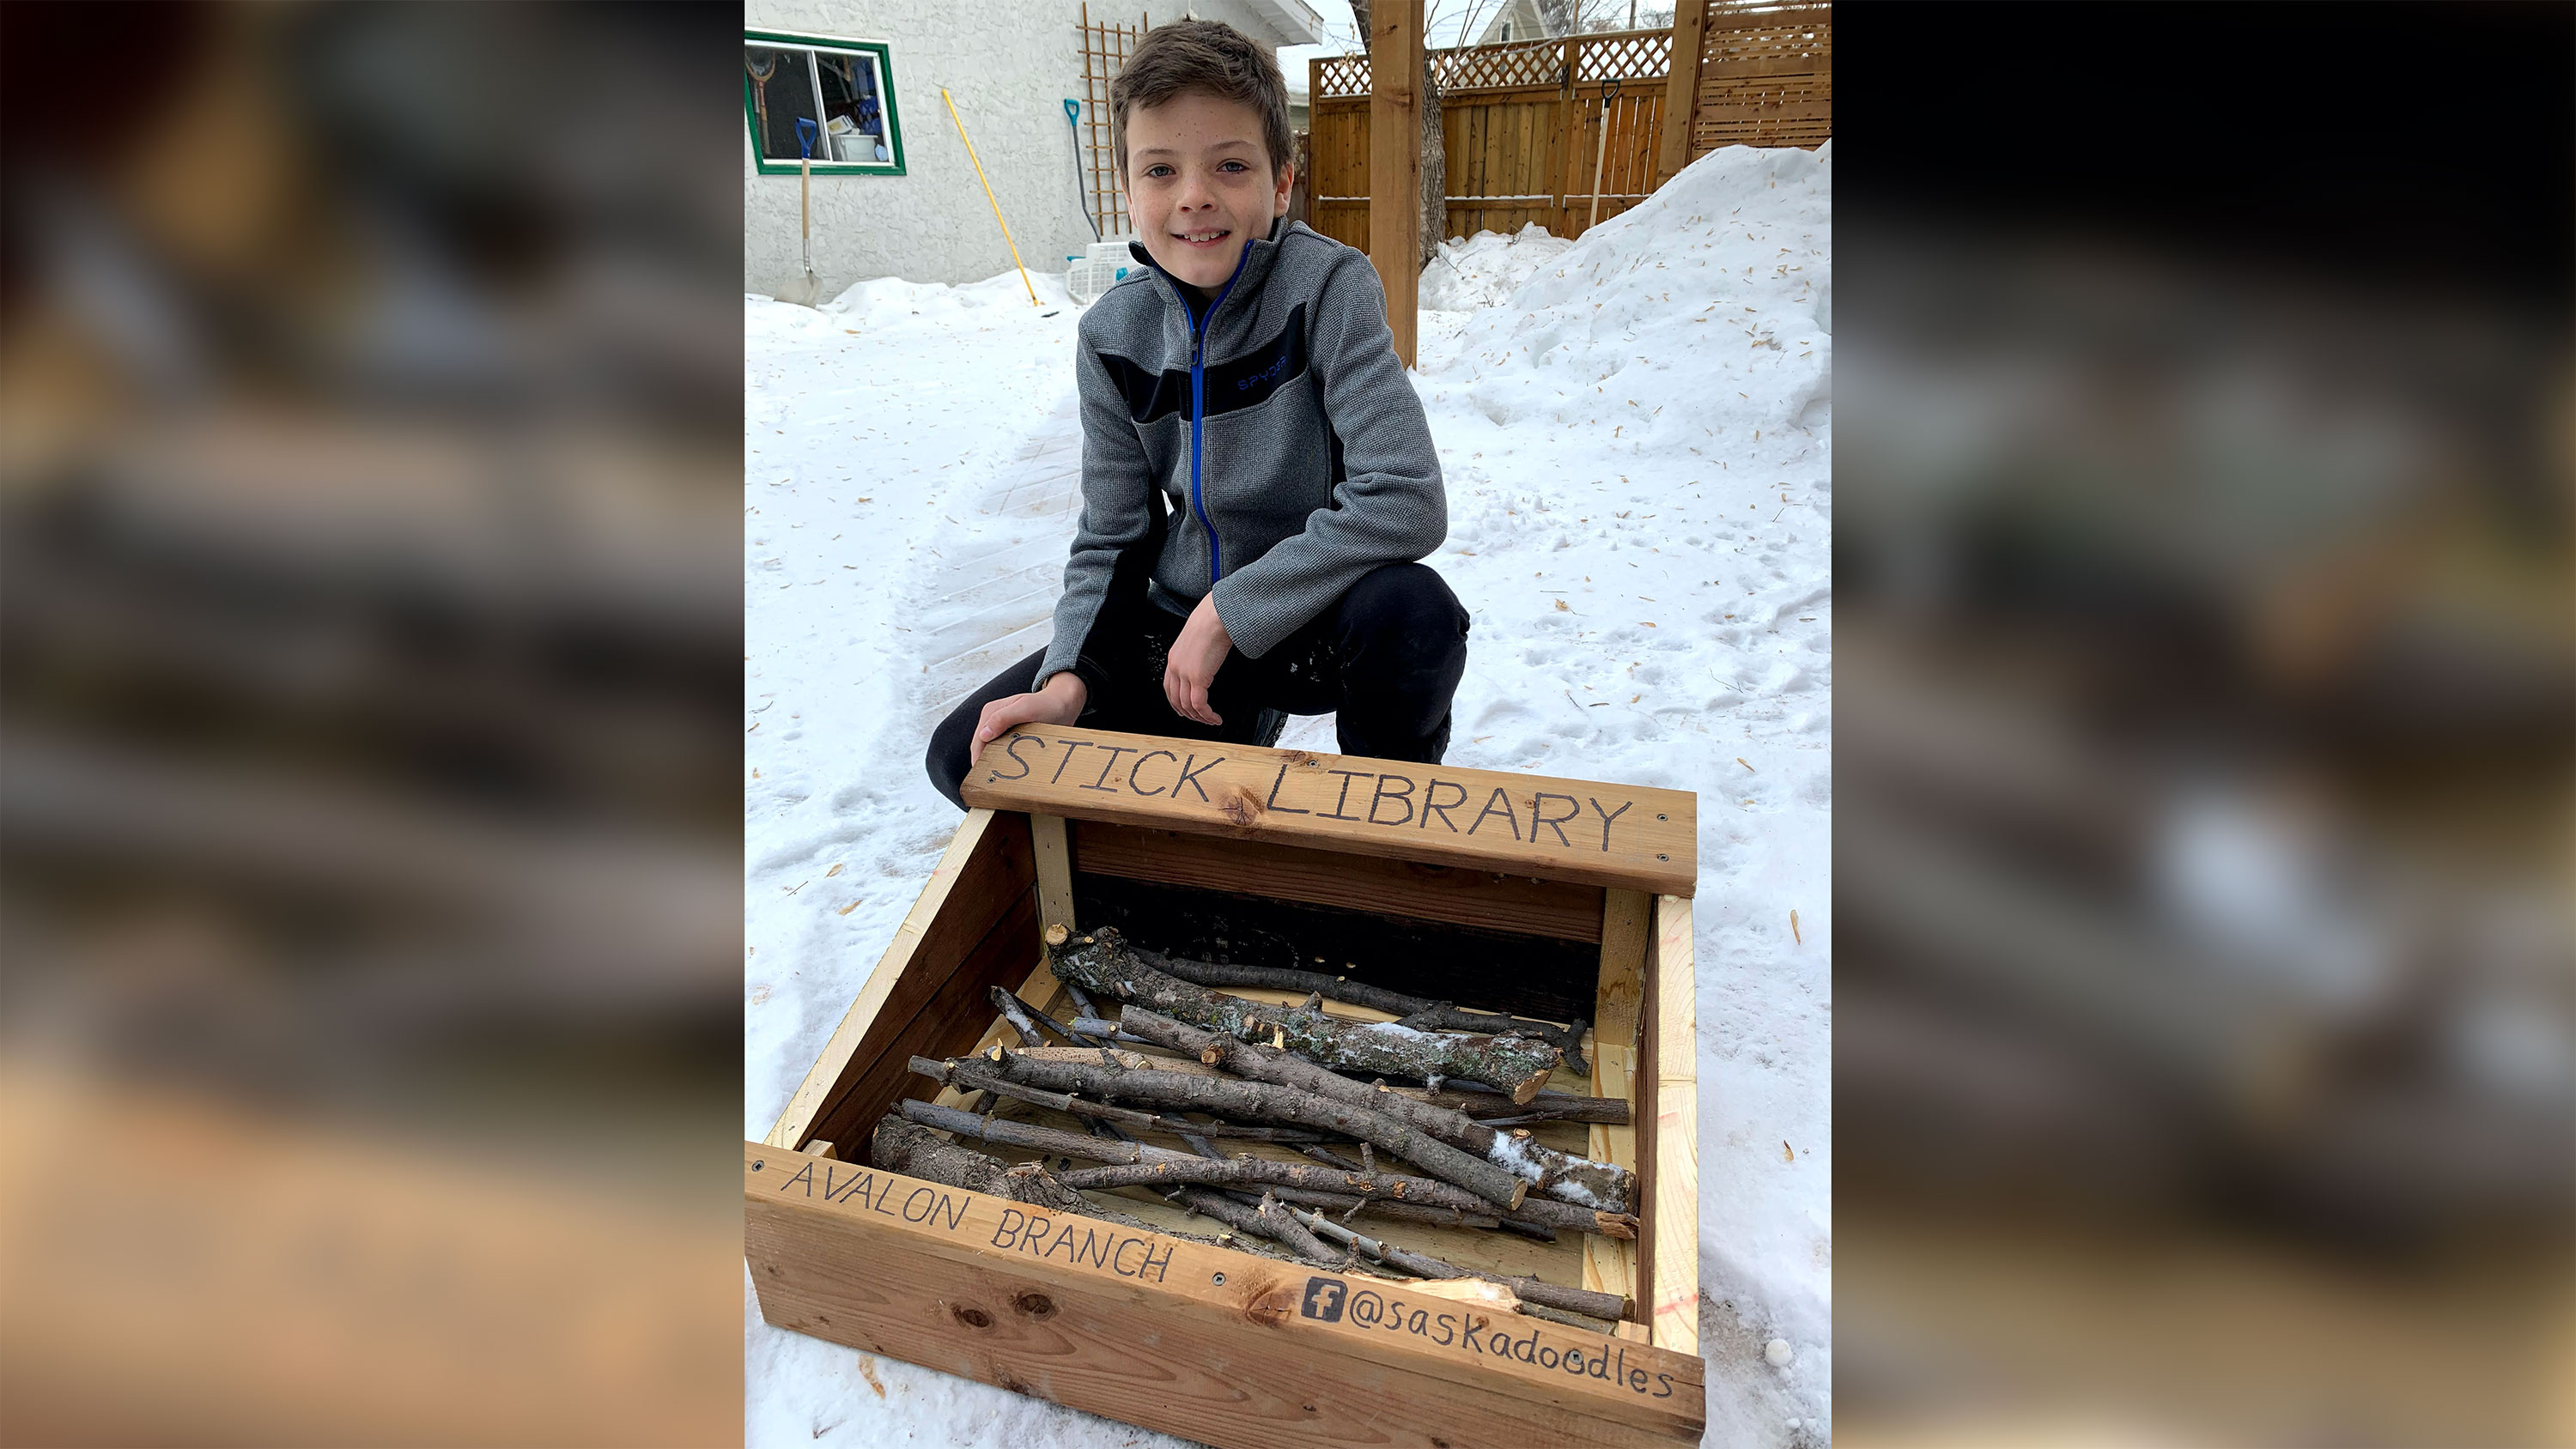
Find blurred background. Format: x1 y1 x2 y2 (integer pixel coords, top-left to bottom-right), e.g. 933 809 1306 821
1836 5 2574 1446
1 4 742 1443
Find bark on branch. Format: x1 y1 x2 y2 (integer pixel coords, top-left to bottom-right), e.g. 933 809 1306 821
908 1056 1334 1142
877 1113 1336 1264
1119 1007 1638 1216
1129 943 1590 1070
1049 927 1564 1103
973 1042 1531 1211
899 1100 1611 1235
1042 1037 1628 1124
870 1117 1312 1267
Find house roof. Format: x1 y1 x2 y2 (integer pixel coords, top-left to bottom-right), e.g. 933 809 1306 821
1237 0 1327 48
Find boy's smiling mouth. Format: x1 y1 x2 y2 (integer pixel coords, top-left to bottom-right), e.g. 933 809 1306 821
1173 227 1231 248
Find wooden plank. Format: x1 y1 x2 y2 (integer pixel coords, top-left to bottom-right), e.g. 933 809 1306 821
1030 812 1077 934
744 1143 1708 1447
929 816 1083 1114
1586 888 1653 1342
1368 0 1424 367
1638 894 1699 1355
806 885 1045 1149
963 724 1698 895
767 809 1036 1149
1071 819 1607 941
1699 52 1832 82
1695 97 1834 121
1659 0 1709 185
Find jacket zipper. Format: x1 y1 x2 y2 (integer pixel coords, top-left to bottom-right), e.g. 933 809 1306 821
1188 242 1253 587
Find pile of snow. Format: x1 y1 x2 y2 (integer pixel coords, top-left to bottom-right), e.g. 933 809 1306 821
747 142 1832 1446
811 268 1074 324
1427 142 1830 452
1419 222 1577 312
1381 139 1834 1440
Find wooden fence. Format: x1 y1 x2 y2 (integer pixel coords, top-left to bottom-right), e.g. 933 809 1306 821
1306 4 1830 253
1308 27 1675 252
1668 1 1832 162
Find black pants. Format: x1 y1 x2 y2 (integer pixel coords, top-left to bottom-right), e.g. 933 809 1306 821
926 562 1468 809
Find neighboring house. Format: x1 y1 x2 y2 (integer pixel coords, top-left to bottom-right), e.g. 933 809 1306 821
746 1 1325 299
1469 0 1673 45
1471 0 1557 45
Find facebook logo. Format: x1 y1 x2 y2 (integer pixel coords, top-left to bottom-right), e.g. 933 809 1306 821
1299 1277 1345 1323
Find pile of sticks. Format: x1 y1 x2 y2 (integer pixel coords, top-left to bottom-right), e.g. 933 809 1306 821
873 925 1640 1329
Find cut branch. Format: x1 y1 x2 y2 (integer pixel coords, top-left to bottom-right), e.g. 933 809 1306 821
987 985 1046 1046
1066 1017 1159 1046
1038 1041 1627 1124
865 1119 1311 1268
1080 1116 1335 1264
1132 943 1590 1070
908 1056 1334 1142
1050 927 1563 1102
1119 1007 1637 1216
1053 1157 1520 1216
973 1043 1531 1210
987 984 1104 1047
1284 1204 1629 1324
900 1100 1606 1235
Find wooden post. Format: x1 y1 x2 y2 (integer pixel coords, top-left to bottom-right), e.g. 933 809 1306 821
1656 0 1708 187
1367 0 1424 368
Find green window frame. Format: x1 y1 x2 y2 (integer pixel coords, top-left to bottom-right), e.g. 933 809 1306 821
744 28 906 176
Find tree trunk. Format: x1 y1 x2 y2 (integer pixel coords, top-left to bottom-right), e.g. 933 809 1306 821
1420 53 1445 265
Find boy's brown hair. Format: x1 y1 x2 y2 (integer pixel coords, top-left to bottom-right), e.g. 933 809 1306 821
1109 19 1291 182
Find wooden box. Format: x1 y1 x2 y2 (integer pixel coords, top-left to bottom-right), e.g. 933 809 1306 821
747 725 1704 1447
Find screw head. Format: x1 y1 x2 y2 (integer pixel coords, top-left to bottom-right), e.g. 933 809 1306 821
753 1160 764 1170
1212 1271 1226 1285
1656 813 1667 821
1657 853 1669 860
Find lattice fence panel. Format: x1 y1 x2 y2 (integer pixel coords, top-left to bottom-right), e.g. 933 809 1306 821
1689 2 1830 154
1315 54 1370 99
1430 37 1564 93
1574 30 1674 83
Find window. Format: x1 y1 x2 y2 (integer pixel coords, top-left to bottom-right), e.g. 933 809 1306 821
744 30 904 175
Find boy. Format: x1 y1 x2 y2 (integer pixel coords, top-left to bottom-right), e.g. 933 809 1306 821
926 18 1467 809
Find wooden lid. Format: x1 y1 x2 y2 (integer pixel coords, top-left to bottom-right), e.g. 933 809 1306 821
960 724 1697 896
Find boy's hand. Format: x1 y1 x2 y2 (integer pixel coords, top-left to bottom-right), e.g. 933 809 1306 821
972 672 1087 756
1163 593 1232 726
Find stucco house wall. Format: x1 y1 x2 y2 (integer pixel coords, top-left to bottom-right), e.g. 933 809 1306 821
745 1 1320 299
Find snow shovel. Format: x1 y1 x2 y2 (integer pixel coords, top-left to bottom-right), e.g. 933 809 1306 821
1065 98 1100 242
780 116 823 306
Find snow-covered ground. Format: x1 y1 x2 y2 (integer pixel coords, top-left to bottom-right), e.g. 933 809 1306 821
745 142 1832 1446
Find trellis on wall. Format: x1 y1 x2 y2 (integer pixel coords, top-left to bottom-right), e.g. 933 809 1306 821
1076 5 1148 239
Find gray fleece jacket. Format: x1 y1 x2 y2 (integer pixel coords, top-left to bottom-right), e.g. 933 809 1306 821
1032 216 1445 697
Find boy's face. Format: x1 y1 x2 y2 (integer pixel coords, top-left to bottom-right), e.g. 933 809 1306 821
1121 90 1291 301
